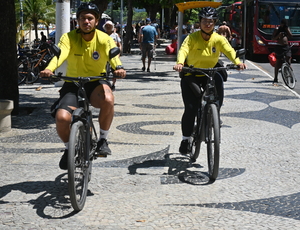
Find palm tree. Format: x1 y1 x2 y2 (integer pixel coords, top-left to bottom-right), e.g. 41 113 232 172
23 0 48 41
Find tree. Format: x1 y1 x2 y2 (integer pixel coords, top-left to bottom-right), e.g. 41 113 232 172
0 0 19 114
23 0 46 41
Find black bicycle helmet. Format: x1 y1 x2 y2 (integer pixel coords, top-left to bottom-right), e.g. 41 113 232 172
76 2 100 19
199 6 218 20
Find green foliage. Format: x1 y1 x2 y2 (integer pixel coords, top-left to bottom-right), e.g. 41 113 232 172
15 0 55 40
132 12 147 23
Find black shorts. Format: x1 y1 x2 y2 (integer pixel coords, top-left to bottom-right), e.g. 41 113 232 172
50 80 111 118
275 45 291 59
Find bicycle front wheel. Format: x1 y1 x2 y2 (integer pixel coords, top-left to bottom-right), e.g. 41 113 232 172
68 121 89 211
206 104 220 181
281 63 296 89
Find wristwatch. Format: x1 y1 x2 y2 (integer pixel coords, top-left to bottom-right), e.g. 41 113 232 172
116 65 124 70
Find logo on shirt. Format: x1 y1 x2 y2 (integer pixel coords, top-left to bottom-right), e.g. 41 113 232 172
92 51 100 60
212 47 216 53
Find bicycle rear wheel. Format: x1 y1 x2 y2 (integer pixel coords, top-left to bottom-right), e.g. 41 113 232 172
206 104 220 181
68 121 89 211
281 63 296 89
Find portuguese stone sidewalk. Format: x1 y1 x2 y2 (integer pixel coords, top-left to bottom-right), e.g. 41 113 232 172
0 51 300 229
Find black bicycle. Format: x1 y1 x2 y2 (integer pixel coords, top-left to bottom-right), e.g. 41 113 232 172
18 43 54 85
181 49 245 181
50 46 120 211
17 49 40 85
280 53 296 89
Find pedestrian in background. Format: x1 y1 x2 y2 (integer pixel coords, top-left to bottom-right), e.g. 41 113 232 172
272 19 292 84
103 20 122 90
217 21 232 41
139 18 158 72
169 23 178 43
40 31 47 43
192 22 200 32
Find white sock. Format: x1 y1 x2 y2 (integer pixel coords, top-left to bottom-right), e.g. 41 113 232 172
99 129 109 141
64 142 69 149
182 136 190 141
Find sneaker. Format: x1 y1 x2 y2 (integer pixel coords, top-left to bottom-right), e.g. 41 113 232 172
147 68 150 72
59 149 68 170
142 67 145 71
179 139 190 154
95 139 111 157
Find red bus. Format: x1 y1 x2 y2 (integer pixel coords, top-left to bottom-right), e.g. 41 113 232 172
224 0 300 58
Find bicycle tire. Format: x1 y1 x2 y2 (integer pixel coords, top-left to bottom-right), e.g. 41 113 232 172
281 63 296 89
17 59 28 85
206 104 220 181
68 121 89 211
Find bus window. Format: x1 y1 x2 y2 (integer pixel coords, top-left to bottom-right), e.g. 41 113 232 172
258 3 300 35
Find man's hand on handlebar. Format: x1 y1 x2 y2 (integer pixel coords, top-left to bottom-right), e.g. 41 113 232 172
113 69 126 79
236 63 247 70
40 69 54 78
173 64 183 72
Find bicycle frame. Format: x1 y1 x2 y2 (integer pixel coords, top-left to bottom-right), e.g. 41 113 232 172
49 44 121 211
192 70 220 143
71 79 98 165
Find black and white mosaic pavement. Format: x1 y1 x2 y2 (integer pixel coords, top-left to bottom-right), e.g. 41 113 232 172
0 55 299 229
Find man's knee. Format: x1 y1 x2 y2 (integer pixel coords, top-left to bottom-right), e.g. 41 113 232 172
56 108 73 123
91 89 114 108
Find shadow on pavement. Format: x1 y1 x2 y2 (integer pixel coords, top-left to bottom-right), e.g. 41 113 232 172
0 173 92 219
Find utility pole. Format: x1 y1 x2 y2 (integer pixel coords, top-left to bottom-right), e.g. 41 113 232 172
55 0 70 86
20 0 24 46
55 0 70 44
120 0 123 50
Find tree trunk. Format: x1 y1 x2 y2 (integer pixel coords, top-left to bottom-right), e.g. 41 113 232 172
0 0 19 115
92 0 109 18
146 4 161 21
123 0 133 53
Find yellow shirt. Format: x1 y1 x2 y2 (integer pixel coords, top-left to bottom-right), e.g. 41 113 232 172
177 31 240 68
47 29 122 78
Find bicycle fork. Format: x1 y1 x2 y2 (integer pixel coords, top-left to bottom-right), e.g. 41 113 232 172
72 108 91 169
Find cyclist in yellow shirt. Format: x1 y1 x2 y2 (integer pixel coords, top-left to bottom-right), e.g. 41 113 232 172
174 7 246 154
40 2 126 170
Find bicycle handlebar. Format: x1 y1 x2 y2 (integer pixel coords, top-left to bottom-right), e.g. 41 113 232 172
181 64 240 74
51 73 117 82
